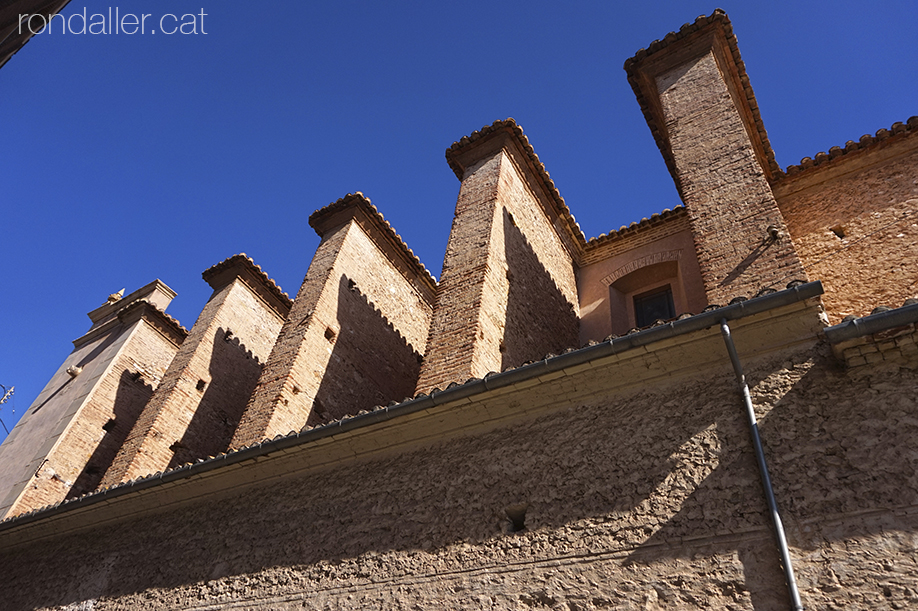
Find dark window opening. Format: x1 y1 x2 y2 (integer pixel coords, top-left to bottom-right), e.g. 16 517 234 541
634 285 675 327
102 418 116 433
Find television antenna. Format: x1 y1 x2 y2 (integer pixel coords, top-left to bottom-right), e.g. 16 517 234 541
0 384 14 436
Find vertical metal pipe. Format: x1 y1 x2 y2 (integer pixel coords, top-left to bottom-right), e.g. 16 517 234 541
720 318 804 611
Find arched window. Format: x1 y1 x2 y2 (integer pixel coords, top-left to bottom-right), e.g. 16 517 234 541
607 259 684 334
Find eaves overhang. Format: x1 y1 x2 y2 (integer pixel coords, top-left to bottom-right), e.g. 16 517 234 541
0 281 825 542
824 301 918 345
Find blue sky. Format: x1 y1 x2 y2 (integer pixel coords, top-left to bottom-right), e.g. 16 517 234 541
1 1 916 441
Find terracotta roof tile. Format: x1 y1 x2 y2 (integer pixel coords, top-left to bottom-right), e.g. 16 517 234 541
156 307 185 334
446 119 588 249
201 253 293 310
780 116 918 178
584 206 687 248
116 298 188 343
0 282 829 531
825 298 918 345
143 301 185 335
7 280 815 517
309 192 437 291
624 10 782 183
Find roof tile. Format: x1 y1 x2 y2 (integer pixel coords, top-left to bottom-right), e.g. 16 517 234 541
309 192 437 290
624 10 782 182
781 116 918 177
202 253 293 310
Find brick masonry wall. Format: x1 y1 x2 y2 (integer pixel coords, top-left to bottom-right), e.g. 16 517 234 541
650 49 805 304
579 211 692 266
414 154 500 392
233 219 432 447
775 143 918 323
3 335 918 610
7 315 180 517
830 314 918 370
101 278 285 487
231 225 348 447
417 137 579 393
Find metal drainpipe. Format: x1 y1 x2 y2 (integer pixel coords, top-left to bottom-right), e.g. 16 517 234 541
720 318 804 611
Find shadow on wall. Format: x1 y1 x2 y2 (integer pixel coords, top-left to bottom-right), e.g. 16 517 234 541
6 348 918 609
307 274 422 426
501 208 579 370
626 349 918 608
168 329 264 470
1 352 733 606
67 369 156 499
718 235 775 289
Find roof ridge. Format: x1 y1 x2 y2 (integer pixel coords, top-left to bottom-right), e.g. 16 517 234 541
584 205 687 248
780 116 918 178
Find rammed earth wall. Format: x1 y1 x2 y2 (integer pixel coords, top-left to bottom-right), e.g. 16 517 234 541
2 301 917 610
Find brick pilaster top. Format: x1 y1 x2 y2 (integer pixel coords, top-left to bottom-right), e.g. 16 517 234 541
118 300 188 347
624 10 781 186
75 297 188 349
86 279 177 328
309 192 438 296
77 279 183 348
445 118 588 259
201 254 293 319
